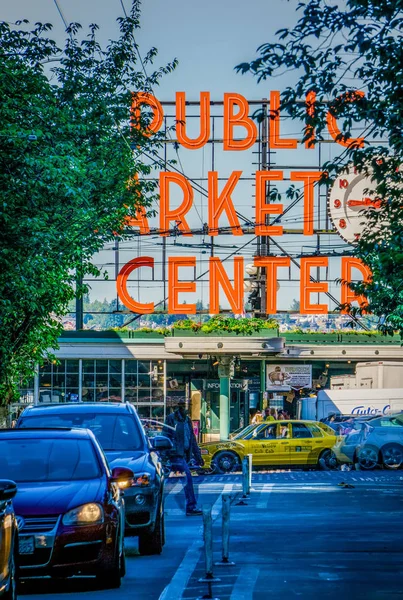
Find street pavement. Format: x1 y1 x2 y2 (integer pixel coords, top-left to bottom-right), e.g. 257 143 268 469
19 469 403 599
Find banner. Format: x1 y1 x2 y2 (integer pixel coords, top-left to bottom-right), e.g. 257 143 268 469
266 364 312 391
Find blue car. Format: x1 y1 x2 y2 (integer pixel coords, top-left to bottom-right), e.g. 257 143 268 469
17 402 172 555
0 428 133 588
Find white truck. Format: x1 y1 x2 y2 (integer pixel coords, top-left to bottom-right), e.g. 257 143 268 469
298 388 403 421
330 361 403 390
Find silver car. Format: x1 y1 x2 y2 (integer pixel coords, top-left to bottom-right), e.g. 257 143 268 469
355 413 403 470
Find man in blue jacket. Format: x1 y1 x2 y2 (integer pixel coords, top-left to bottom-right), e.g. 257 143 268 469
163 400 203 516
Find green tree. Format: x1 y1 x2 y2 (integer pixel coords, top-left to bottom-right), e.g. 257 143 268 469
0 2 177 403
237 0 403 335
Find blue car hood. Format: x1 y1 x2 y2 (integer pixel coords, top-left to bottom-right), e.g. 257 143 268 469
13 479 104 517
105 450 149 473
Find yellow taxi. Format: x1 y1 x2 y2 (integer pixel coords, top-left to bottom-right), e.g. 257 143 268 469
199 420 338 472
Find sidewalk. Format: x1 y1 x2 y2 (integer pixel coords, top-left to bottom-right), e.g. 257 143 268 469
162 472 403 600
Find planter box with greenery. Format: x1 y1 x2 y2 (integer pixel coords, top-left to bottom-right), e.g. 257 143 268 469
171 317 279 337
282 331 401 345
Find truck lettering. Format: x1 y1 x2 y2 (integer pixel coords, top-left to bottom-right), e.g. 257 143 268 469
351 404 391 415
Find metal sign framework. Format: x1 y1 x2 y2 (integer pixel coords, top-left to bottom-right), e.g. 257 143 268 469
75 97 366 328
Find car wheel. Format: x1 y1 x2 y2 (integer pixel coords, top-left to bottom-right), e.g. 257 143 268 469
96 537 122 589
382 444 403 469
357 446 379 470
138 508 164 556
3 545 17 600
318 449 338 470
212 451 239 474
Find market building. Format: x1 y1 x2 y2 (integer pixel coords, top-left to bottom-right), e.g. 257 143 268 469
14 330 403 440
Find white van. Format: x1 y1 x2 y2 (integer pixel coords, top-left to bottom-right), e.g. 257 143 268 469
298 388 403 421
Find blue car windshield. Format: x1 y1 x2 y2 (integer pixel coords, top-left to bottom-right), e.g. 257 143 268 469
0 438 101 482
19 413 143 451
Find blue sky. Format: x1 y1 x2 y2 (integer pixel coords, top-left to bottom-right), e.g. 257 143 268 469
3 0 302 98
3 1 351 313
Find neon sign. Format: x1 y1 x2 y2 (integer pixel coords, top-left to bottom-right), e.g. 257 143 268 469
117 91 371 315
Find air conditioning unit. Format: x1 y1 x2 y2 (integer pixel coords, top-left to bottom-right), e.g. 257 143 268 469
168 379 179 389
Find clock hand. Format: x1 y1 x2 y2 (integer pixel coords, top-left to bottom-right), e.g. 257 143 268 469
347 197 382 208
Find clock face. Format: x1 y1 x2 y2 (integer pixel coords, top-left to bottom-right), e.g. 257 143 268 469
328 166 380 244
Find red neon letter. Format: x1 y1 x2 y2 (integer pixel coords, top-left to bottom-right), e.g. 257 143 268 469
223 93 257 151
208 171 243 236
131 92 164 137
168 257 196 314
160 172 193 237
300 257 329 315
117 257 155 314
209 257 244 315
254 257 290 314
290 171 322 236
255 171 284 236
341 257 371 314
269 91 298 150
176 91 210 149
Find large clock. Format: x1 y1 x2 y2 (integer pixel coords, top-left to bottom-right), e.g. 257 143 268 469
328 165 381 244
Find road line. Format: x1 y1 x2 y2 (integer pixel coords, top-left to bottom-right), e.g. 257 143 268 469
256 483 274 508
230 566 260 600
159 483 234 600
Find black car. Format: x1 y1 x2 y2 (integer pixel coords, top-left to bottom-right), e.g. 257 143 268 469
17 403 172 555
0 480 18 600
0 428 132 588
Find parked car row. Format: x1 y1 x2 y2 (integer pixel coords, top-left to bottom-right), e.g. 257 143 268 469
0 402 173 596
334 413 403 470
197 413 403 473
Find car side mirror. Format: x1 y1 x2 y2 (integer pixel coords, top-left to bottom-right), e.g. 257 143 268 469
0 480 17 502
151 436 173 451
111 466 135 483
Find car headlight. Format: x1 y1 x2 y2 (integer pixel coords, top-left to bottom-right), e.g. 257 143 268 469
62 503 104 526
200 448 209 455
117 473 151 490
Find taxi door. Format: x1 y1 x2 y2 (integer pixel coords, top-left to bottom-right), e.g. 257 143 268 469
242 423 282 466
275 422 292 465
288 422 315 465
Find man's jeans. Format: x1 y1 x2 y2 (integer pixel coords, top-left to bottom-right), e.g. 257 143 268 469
170 457 197 511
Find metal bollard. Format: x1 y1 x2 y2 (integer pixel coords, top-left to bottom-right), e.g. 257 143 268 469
248 453 253 489
198 504 220 600
242 456 251 497
215 494 235 566
202 504 214 578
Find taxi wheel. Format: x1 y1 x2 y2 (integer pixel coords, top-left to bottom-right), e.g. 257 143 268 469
213 451 239 474
382 444 403 469
357 445 379 470
318 449 338 470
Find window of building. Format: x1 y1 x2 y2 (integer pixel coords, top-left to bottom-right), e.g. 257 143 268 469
81 359 122 402
39 360 79 403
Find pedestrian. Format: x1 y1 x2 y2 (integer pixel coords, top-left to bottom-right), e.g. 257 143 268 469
252 410 263 424
163 400 203 516
277 410 285 421
269 407 278 420
262 407 275 422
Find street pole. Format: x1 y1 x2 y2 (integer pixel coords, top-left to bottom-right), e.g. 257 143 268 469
218 357 234 440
